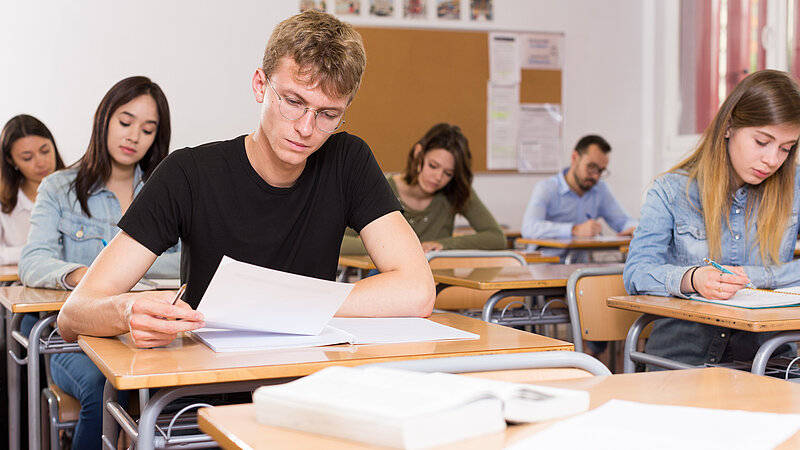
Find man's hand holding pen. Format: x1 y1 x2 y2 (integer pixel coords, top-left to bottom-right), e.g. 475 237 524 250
124 286 205 348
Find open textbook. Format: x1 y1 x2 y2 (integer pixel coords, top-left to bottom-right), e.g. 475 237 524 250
690 286 800 309
253 366 590 449
191 256 479 352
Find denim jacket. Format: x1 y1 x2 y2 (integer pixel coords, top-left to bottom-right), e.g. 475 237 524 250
623 169 800 366
20 167 181 289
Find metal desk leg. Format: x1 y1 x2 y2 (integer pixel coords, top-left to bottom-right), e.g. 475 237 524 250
7 312 23 450
751 331 800 376
27 313 57 450
564 250 576 264
623 314 657 373
102 380 119 450
481 288 564 323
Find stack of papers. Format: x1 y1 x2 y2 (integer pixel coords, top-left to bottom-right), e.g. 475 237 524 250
191 256 479 352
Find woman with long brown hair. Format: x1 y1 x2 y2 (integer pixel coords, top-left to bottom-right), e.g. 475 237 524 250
0 115 65 264
624 70 800 367
341 123 505 254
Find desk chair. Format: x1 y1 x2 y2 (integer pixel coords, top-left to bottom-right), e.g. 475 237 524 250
362 350 611 382
565 266 651 369
426 250 527 311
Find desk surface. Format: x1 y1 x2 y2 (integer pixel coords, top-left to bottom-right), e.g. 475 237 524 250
607 295 800 332
338 251 559 270
0 264 19 282
432 263 622 290
516 236 631 249
197 367 800 450
0 285 69 313
78 313 572 391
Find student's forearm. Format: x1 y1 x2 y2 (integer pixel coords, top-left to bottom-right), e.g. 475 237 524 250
58 289 135 341
338 269 435 317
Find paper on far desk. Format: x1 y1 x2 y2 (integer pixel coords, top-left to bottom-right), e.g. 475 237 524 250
506 399 800 450
197 256 353 335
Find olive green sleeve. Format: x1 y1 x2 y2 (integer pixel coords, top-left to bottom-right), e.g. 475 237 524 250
436 189 506 250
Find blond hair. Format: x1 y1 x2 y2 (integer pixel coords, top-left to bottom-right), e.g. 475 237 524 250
262 10 366 101
670 70 800 264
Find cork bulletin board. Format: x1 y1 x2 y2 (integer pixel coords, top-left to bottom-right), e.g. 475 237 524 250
345 26 562 173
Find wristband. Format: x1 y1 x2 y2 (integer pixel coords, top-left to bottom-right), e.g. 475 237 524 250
689 266 699 293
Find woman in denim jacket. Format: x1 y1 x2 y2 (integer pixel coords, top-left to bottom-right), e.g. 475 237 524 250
624 70 800 368
19 76 179 450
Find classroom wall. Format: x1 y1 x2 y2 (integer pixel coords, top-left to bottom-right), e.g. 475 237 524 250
0 0 654 230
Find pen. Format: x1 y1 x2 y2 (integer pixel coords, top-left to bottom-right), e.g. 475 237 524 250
170 284 187 305
702 258 756 289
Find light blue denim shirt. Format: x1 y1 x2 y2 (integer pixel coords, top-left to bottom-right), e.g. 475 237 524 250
521 168 639 258
20 166 180 289
623 169 800 366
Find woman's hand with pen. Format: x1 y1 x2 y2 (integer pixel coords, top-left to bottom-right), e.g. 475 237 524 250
123 289 205 348
685 264 752 300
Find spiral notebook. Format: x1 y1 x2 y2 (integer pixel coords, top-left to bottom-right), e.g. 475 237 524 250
690 286 800 309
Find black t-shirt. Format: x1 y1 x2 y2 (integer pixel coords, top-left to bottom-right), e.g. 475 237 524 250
118 133 400 307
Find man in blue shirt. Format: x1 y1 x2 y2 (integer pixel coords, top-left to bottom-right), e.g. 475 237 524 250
521 135 638 261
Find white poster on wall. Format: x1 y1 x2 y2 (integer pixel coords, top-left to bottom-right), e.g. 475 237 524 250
520 33 563 70
489 32 520 85
486 82 520 170
517 103 562 173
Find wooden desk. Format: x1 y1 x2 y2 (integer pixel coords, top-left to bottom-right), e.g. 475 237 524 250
197 367 800 449
0 264 19 283
82 313 572 450
516 236 631 263
338 251 558 273
0 286 72 450
453 226 521 248
433 264 622 324
607 295 800 375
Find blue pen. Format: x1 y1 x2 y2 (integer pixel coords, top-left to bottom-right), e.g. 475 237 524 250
703 257 756 289
101 239 108 247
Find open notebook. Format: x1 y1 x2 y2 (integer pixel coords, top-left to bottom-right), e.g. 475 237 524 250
191 256 479 352
690 286 800 309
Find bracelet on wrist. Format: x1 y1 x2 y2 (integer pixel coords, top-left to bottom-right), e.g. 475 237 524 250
689 266 699 293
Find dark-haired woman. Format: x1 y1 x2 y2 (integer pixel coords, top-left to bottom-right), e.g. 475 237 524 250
0 115 65 264
341 123 505 254
20 76 179 449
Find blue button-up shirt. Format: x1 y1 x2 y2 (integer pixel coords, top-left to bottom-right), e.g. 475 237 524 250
521 168 638 258
623 169 800 366
20 167 180 289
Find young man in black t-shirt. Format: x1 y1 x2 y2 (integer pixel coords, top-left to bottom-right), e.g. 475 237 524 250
57 10 436 347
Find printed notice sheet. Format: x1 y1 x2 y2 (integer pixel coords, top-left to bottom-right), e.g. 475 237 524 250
489 32 520 85
486 82 520 170
517 103 562 173
520 32 564 70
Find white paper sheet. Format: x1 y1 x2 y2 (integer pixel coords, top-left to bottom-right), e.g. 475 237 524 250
506 399 800 450
520 33 563 70
329 318 480 344
516 103 562 173
489 32 520 85
197 256 354 335
487 83 520 170
691 287 800 309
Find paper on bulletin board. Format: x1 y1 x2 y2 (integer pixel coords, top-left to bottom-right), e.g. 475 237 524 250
486 82 520 170
520 33 563 70
517 103 562 173
489 32 520 85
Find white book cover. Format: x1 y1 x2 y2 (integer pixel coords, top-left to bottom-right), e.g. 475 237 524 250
196 256 354 335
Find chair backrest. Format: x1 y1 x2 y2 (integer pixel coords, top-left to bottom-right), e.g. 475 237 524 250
426 250 526 310
565 266 650 353
361 351 612 382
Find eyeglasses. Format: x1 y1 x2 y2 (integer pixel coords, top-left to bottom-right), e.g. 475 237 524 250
265 77 345 133
585 162 610 178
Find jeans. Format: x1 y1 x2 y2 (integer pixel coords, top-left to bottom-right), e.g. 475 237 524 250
50 352 106 450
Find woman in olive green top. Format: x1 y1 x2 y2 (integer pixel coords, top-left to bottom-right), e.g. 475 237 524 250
341 123 505 254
